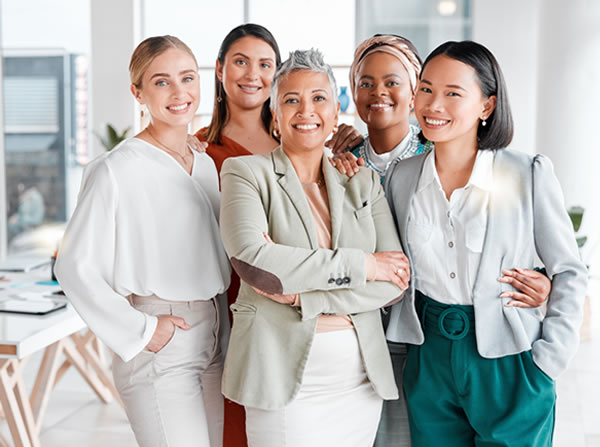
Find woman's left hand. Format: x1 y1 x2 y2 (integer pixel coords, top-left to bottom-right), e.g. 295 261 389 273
325 124 364 154
187 134 208 153
498 268 551 308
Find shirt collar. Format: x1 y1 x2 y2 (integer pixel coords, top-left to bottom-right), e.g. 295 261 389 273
417 148 495 193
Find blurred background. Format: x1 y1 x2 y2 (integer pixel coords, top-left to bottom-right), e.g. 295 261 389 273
0 1 598 445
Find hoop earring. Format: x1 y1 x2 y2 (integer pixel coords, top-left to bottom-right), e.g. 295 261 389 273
273 128 280 139
332 125 339 134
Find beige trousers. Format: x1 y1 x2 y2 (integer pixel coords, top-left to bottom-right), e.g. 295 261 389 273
112 295 224 447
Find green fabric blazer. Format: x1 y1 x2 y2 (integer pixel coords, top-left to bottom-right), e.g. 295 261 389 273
219 147 403 410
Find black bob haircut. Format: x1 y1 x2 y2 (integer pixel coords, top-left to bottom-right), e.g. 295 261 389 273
419 40 514 150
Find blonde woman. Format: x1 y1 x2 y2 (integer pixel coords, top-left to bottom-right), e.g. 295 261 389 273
55 36 230 447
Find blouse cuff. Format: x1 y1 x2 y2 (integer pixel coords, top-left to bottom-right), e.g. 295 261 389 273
120 313 158 362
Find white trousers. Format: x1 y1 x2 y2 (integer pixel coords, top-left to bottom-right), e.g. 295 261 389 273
112 295 224 447
245 329 383 447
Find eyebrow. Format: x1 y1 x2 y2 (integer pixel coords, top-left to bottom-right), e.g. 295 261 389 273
231 52 275 63
150 69 196 80
359 73 403 82
420 79 466 91
282 88 329 98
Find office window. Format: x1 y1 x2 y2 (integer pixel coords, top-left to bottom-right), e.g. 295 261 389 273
1 0 91 255
356 0 471 57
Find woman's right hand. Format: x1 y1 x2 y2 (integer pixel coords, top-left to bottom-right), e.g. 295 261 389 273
328 151 365 177
145 315 190 353
372 251 411 290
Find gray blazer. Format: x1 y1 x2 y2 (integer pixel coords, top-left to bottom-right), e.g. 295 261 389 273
219 147 403 409
384 149 587 379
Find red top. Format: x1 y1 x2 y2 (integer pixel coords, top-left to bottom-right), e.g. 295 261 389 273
196 128 252 175
195 127 251 447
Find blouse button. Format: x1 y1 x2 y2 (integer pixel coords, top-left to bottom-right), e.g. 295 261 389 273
448 241 454 248
449 272 456 279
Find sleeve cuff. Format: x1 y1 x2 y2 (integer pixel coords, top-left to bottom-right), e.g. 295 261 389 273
119 314 158 362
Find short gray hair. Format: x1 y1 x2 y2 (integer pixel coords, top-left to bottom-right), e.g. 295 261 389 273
270 49 338 111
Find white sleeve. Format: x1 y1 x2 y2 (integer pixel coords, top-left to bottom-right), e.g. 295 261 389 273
55 160 157 362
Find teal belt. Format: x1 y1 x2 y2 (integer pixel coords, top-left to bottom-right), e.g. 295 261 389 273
415 290 475 340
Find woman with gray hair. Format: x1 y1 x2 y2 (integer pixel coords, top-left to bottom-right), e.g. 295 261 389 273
219 49 410 446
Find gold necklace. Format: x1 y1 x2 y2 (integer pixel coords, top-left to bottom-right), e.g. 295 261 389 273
146 126 192 165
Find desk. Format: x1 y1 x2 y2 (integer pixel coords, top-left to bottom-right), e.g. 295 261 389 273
0 270 120 447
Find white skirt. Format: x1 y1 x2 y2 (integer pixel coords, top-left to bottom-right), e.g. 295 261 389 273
245 329 383 447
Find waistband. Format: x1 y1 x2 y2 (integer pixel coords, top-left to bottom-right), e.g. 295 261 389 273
127 293 215 309
416 290 475 340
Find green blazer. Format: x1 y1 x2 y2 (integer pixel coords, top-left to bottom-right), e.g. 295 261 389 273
219 147 403 410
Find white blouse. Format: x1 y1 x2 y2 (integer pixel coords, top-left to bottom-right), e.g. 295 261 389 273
55 138 231 362
407 149 494 305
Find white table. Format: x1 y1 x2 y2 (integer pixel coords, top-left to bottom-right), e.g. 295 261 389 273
0 270 120 447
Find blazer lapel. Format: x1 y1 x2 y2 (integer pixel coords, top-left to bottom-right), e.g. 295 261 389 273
272 147 319 249
392 155 427 250
323 157 346 249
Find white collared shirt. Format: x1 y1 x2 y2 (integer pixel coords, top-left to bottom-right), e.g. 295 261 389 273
407 149 495 305
55 138 231 361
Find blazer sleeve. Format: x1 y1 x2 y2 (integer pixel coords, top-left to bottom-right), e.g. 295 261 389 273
55 160 157 362
530 154 588 378
299 169 405 320
220 157 368 295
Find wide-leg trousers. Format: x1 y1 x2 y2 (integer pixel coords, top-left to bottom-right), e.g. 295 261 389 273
374 341 411 447
112 295 224 447
404 292 556 447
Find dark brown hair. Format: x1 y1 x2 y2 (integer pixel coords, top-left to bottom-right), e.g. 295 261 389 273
204 24 281 144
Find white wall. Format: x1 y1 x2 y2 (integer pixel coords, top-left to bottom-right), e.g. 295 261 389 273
536 0 600 265
473 0 600 267
90 0 141 159
472 0 540 155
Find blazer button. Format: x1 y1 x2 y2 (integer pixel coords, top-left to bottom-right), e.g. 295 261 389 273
343 277 351 284
335 278 344 286
328 278 335 284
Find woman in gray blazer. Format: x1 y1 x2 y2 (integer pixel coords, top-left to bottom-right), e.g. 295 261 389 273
219 49 411 447
384 40 587 447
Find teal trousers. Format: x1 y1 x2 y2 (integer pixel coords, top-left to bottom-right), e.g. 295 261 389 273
404 292 556 447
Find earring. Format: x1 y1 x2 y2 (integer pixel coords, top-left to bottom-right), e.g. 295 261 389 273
140 106 145 119
216 82 223 103
481 118 487 127
332 125 339 134
273 128 280 139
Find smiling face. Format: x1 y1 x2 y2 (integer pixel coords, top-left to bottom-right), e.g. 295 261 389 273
354 52 414 134
131 48 199 128
273 70 339 154
414 54 496 148
217 36 277 111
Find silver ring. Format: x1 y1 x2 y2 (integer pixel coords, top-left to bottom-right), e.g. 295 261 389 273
396 268 403 275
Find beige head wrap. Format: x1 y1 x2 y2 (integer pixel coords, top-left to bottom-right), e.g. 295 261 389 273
349 35 422 99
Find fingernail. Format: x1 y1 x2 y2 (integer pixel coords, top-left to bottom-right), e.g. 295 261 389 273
500 292 509 298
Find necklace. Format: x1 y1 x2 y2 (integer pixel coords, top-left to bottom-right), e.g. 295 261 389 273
146 126 193 166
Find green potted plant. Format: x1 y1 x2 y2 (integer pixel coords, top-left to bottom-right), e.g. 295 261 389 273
568 206 592 340
96 124 131 151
